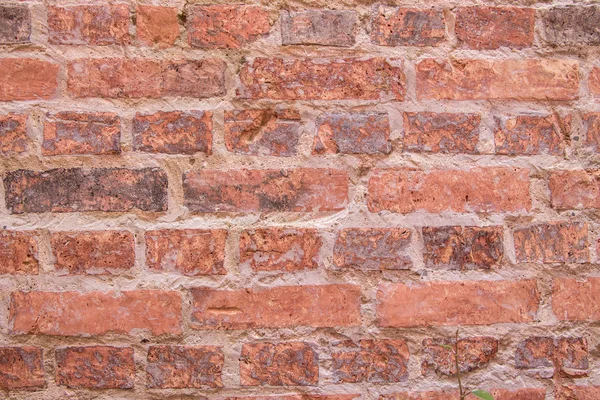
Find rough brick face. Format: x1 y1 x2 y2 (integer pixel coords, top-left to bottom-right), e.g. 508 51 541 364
549 170 600 210
10 290 182 336
333 228 412 271
145 229 227 276
367 168 531 214
553 278 600 322
494 114 570 156
43 112 121 156
0 58 58 101
51 231 135 275
133 111 212 154
542 6 600 46
513 222 589 264
313 113 391 155
332 339 409 383
382 389 546 400
190 285 361 329
0 5 30 44
422 337 498 376
583 113 600 151
136 5 179 47
370 7 445 46
183 168 348 213
240 342 318 386
556 386 600 400
240 228 321 272
455 7 534 49
281 10 356 47
0 113 27 155
0 231 38 275
590 68 600 96
146 345 224 388
515 337 588 378
4 167 168 214
0 347 44 390
55 346 134 389
377 280 539 327
402 112 480 154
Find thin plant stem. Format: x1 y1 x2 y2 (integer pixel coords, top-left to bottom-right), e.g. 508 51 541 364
455 329 465 400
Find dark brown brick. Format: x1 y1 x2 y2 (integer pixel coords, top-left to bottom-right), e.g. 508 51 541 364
494 115 569 156
313 113 391 155
402 112 480 154
0 5 30 44
371 6 445 46
0 231 38 275
422 337 498 376
0 347 44 390
281 10 356 47
542 6 600 46
0 114 28 155
513 222 589 264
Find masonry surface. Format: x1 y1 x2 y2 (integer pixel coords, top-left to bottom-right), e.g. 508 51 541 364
0 1 599 399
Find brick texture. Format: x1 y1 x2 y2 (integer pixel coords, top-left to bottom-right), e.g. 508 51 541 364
422 337 498 376
0 231 38 275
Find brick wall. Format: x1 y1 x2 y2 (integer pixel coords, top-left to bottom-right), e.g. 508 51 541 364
0 1 599 399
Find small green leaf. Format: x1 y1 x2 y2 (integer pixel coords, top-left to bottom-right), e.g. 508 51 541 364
440 344 453 350
471 390 494 400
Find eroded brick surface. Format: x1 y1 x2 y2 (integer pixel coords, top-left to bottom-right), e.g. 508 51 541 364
542 6 600 46
147 345 224 388
136 5 179 47
422 337 498 376
0 5 30 44
0 347 44 390
494 115 569 156
0 113 27 155
381 389 546 400
553 278 600 322
515 337 588 378
513 222 589 264
549 170 600 210
0 231 38 275
281 10 356 47
0 58 58 101
313 113 391 155
371 6 445 46
402 112 480 154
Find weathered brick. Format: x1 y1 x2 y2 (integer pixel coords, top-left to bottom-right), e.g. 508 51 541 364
381 389 546 400
422 337 498 376
0 58 58 101
402 112 480 154
0 5 30 44
133 111 212 154
553 278 600 322
10 290 181 336
146 345 223 388
51 231 135 275
494 115 569 156
240 342 318 386
332 339 409 383
313 113 391 155
240 228 321 272
333 228 412 271
56 346 134 389
190 284 361 329
377 279 539 327
281 10 356 47
4 167 168 214
367 168 531 214
417 59 579 101
183 168 348 213
590 68 600 96
0 231 38 275
188 5 270 49
549 170 600 210
224 109 300 156
0 114 27 155
556 386 600 400
145 229 226 276
43 112 121 156
238 58 405 100
515 337 588 378
226 397 359 400
370 6 445 46
513 222 589 264
455 7 534 49
47 5 130 45
422 226 503 270
136 5 179 47
0 347 44 390
583 113 600 152
67 58 226 99
542 6 600 46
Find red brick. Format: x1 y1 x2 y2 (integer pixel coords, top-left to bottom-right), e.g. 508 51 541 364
313 113 391 155
377 279 539 327
455 7 534 50
0 114 27 155
238 58 405 100
0 5 30 44
332 339 409 383
583 113 600 151
494 114 569 156
556 338 589 377
10 290 181 336
0 58 58 101
542 6 600 46
43 112 121 156
56 346 134 389
226 397 359 400
146 345 223 388
136 5 179 47
402 112 480 154
590 67 600 96
281 10 356 47
133 111 212 154
549 170 600 210
4 167 168 214
240 228 321 272
0 347 44 390
553 278 600 322
51 231 135 275
381 388 546 400
0 231 38 275
190 284 361 329
188 5 270 49
513 222 589 264
371 6 445 46
516 337 588 378
417 59 579 101
240 342 318 386
47 5 130 45
333 228 412 271
224 109 301 156
67 58 226 99
367 168 531 214
183 168 348 213
145 229 226 276
423 226 503 270
422 337 498 376
556 386 600 400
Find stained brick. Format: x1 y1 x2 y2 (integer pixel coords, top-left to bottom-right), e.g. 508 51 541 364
549 170 600 210
515 337 588 378
422 337 498 376
313 113 391 155
371 6 445 46
556 386 600 400
136 5 179 47
0 114 27 155
281 10 356 47
494 115 569 156
0 5 30 44
381 389 546 400
0 347 44 390
590 68 600 96
583 113 600 152
542 6 600 46
146 345 223 388
513 222 589 264
402 112 480 154
0 231 38 275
